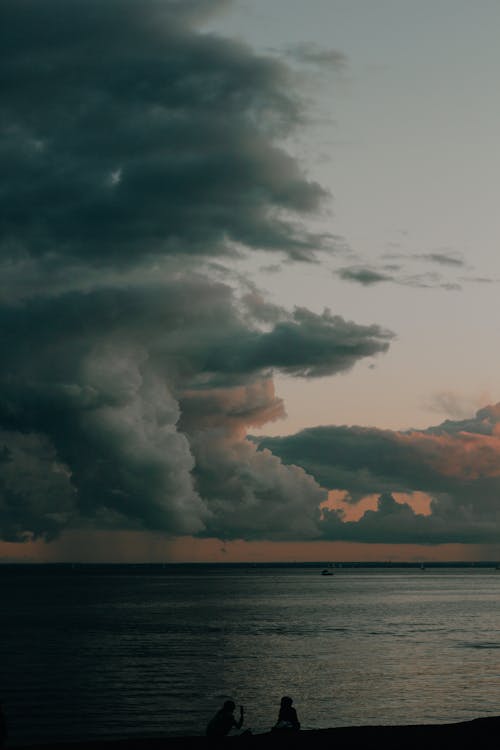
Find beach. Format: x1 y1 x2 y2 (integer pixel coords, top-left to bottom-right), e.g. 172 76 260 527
15 716 500 750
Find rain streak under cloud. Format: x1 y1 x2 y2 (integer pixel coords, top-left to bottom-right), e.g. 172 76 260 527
2 0 500 552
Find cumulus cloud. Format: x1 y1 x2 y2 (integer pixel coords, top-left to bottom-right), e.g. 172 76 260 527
179 379 325 539
0 273 391 541
257 404 500 544
217 306 394 378
0 0 399 544
0 432 76 542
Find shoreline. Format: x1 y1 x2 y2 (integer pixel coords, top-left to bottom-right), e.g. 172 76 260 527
13 715 500 750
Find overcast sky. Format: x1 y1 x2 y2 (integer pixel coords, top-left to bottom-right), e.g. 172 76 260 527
2 0 500 562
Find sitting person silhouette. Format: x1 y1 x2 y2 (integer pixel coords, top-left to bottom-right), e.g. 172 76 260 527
272 695 300 731
206 700 244 738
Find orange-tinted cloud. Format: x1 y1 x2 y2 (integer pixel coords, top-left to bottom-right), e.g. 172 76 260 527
258 403 500 545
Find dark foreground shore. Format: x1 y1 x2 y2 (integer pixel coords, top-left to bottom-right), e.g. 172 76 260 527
14 716 500 750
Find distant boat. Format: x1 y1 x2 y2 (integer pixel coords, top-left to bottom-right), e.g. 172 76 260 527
321 569 333 576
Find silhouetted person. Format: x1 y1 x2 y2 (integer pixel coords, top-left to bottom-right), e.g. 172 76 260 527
206 700 244 739
273 696 300 731
0 703 7 749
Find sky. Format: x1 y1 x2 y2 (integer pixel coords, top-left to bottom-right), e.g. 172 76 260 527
2 0 500 563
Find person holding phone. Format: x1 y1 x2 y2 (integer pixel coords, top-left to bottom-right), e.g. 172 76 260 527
206 700 244 738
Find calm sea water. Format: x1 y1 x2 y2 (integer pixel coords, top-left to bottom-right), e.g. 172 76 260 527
2 565 500 746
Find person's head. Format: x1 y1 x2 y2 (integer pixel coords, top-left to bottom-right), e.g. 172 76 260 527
280 696 293 708
223 700 236 712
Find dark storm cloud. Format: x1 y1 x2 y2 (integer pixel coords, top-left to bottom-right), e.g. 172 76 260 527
0 276 391 541
1 0 331 268
0 431 76 542
238 308 393 377
319 492 500 545
184 299 393 379
0 0 398 543
320 493 437 545
257 404 500 543
179 380 325 540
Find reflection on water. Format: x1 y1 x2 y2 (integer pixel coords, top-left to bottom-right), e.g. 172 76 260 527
1 567 500 744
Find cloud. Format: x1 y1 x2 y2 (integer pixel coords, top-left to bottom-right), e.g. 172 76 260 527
194 302 393 379
320 493 441 544
0 0 397 544
257 404 500 544
459 276 496 285
0 274 392 541
337 267 392 286
415 252 465 267
336 265 462 291
383 249 465 268
0 431 76 542
347 248 478 292
284 43 347 70
179 380 325 540
1 0 333 269
424 391 492 421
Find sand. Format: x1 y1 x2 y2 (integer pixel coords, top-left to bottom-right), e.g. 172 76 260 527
12 716 500 750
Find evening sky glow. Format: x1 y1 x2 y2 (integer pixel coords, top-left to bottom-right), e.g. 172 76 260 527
2 0 500 562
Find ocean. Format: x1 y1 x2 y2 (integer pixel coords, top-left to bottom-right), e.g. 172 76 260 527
2 564 500 746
